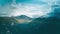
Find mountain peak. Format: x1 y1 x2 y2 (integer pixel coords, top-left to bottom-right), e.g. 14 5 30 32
15 15 32 23
15 15 32 19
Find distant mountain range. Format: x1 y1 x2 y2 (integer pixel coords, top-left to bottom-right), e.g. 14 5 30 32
15 15 33 24
0 14 60 34
15 15 32 20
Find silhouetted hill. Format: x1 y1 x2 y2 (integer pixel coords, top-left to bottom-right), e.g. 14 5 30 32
1 16 60 34
15 15 32 20
27 16 60 34
0 17 17 23
15 15 32 24
0 17 21 34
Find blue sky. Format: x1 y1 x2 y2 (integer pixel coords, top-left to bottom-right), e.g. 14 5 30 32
0 0 12 6
16 0 47 5
0 0 59 6
0 0 60 18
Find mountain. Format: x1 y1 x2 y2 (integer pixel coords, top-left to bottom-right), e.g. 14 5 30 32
28 6 60 34
0 17 17 23
27 16 60 34
15 15 32 24
15 15 32 20
0 17 21 34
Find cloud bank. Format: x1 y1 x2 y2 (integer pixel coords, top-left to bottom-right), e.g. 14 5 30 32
0 0 60 18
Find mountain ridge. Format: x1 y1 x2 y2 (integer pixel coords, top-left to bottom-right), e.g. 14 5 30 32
15 15 33 24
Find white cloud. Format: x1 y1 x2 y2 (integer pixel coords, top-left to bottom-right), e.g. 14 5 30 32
12 0 60 18
0 0 59 17
12 4 52 18
0 4 13 17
